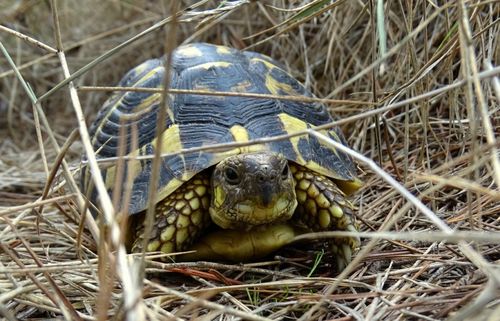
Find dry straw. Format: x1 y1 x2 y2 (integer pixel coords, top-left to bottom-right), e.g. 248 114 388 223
1 0 499 320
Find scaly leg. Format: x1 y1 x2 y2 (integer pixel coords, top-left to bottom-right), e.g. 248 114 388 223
290 163 360 270
131 172 212 255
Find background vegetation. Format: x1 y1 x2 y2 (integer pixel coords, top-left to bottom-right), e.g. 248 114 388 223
0 0 498 320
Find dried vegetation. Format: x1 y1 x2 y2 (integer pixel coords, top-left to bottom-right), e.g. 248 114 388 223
0 0 499 320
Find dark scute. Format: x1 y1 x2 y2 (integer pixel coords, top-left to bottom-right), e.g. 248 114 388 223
328 129 357 176
297 130 354 180
268 67 308 96
90 59 177 158
184 152 213 173
179 123 232 148
117 59 163 87
246 114 297 160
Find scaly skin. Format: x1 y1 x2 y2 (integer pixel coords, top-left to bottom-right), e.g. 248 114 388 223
290 163 359 270
131 173 212 254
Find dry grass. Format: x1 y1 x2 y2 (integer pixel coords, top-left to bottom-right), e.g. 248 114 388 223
1 0 499 320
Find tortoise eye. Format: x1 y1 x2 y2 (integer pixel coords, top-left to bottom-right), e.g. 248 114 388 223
281 164 289 179
224 167 240 185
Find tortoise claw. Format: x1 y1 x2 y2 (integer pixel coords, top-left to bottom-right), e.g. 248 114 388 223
332 243 353 271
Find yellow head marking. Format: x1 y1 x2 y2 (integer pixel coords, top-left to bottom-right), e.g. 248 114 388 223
214 186 226 207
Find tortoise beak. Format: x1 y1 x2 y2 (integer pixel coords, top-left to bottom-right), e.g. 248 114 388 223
260 182 278 207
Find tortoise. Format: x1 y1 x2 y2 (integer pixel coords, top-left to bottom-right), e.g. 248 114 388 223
83 43 362 270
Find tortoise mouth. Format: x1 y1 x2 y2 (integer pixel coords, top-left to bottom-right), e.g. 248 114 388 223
209 197 297 230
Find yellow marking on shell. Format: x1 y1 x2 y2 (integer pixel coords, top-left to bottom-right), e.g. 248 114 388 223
131 63 148 76
154 124 182 154
120 93 162 121
229 125 265 154
231 80 252 92
279 116 359 186
176 45 203 57
160 225 176 242
336 178 363 196
149 125 191 203
90 66 163 147
216 45 232 55
104 168 115 191
265 74 296 96
250 57 277 71
196 61 232 70
214 186 226 207
304 160 327 175
230 124 250 142
104 148 142 191
278 113 307 163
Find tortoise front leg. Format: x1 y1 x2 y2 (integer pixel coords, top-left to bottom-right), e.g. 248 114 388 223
131 172 212 255
290 164 360 270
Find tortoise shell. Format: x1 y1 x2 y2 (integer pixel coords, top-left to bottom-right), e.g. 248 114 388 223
84 43 360 214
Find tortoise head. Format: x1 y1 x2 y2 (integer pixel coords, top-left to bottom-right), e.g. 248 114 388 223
209 152 297 230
